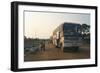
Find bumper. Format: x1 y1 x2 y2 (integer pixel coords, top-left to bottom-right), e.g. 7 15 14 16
64 42 82 47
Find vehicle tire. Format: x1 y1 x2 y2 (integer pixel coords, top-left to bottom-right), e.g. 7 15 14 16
61 43 64 52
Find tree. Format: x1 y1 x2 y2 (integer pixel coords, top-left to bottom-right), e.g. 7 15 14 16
81 24 90 43
81 24 90 35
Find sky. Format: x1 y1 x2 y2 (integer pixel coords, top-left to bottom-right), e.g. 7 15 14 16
24 11 90 39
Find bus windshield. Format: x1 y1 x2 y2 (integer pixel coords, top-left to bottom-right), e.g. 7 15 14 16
63 24 81 36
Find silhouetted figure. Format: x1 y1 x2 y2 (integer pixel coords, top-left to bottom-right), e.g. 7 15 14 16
40 41 45 51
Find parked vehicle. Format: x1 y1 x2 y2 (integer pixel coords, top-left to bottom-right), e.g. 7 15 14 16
24 46 39 53
52 22 82 52
29 47 39 53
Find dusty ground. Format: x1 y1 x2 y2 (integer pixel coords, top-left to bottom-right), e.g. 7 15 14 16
24 43 90 62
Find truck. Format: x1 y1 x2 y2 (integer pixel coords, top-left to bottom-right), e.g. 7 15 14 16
52 22 82 52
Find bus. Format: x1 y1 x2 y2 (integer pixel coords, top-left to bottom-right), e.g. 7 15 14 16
52 22 82 52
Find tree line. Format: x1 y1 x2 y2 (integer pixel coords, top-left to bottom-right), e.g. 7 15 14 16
81 24 90 44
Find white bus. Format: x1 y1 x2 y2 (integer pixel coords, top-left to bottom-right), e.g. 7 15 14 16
52 22 82 52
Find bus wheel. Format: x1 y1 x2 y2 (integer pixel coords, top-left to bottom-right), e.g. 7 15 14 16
61 43 64 52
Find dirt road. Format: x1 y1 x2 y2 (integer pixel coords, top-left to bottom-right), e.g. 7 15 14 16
24 43 90 62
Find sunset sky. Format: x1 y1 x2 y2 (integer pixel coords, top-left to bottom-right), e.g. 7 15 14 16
24 11 90 39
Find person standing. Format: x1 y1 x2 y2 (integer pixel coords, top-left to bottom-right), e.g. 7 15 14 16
40 41 45 51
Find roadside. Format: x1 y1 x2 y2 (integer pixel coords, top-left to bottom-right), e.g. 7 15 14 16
24 43 90 62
